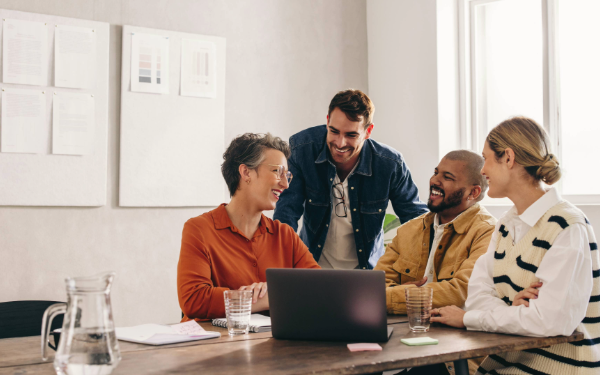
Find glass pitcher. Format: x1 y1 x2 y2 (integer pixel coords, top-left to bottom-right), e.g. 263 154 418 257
41 272 121 375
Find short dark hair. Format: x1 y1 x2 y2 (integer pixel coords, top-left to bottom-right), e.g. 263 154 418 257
221 133 291 197
328 89 374 129
443 150 488 202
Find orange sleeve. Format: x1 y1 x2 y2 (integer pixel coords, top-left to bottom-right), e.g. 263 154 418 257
288 225 320 269
177 221 229 320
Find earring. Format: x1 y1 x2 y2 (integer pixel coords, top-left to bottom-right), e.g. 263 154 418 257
467 197 471 201
246 179 251 184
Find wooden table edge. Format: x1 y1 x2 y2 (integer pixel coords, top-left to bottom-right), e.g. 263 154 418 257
303 331 585 374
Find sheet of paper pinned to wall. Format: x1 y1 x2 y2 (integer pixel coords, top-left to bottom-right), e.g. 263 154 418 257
180 39 216 98
55 24 96 89
0 88 45 154
130 32 169 94
2 19 48 86
52 92 95 155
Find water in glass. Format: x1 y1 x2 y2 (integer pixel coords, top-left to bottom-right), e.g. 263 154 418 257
405 287 433 332
224 290 253 336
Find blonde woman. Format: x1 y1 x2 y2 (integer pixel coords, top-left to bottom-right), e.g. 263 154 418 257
431 117 599 374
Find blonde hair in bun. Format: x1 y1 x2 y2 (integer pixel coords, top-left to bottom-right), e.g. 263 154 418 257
486 116 561 185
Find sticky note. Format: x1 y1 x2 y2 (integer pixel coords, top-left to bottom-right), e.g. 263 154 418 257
347 343 383 352
400 337 439 346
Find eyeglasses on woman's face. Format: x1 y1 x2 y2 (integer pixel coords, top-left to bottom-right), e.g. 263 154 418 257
265 164 293 184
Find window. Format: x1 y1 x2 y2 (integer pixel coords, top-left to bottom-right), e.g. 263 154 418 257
459 0 600 201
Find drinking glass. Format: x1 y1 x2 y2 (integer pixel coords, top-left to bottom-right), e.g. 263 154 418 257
224 290 253 336
405 287 433 332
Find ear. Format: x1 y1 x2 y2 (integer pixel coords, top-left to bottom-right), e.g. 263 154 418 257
504 148 516 169
364 123 374 139
326 115 330 125
238 164 252 184
469 185 482 201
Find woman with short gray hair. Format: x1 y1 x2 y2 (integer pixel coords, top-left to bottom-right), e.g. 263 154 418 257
177 133 320 322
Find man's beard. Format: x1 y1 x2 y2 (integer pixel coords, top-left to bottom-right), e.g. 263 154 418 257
427 187 466 213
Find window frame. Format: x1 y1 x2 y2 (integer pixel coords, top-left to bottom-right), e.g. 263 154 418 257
457 0 597 204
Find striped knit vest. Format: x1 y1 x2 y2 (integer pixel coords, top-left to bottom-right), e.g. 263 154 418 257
477 201 600 375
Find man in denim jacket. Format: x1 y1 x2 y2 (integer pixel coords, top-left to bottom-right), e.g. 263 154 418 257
273 89 427 269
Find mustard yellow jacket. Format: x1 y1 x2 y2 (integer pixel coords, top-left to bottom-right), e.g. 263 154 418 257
375 203 496 314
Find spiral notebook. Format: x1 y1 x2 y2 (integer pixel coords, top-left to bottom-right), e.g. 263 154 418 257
212 314 271 333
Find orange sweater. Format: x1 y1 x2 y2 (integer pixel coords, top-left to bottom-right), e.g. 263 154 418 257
177 204 320 321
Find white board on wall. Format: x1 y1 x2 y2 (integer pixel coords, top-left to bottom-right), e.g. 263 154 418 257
119 25 226 207
0 9 109 206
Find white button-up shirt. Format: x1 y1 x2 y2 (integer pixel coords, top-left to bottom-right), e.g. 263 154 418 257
463 188 592 337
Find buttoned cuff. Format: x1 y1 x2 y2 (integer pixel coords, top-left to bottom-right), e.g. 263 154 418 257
463 310 484 331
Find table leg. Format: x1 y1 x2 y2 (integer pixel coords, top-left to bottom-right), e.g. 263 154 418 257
454 359 469 375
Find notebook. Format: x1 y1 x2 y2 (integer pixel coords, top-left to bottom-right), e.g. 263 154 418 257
212 314 271 333
116 320 220 345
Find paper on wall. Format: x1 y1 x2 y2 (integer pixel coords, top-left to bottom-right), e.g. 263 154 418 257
180 39 216 98
2 19 48 86
52 92 95 155
130 32 169 94
55 24 96 89
1 88 46 154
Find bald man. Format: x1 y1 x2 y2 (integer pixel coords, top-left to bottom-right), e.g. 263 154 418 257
375 150 497 374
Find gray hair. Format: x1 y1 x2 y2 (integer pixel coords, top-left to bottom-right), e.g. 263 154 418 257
221 133 291 197
443 150 488 202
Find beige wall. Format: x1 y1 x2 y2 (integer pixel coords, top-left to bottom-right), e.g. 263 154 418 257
0 0 368 326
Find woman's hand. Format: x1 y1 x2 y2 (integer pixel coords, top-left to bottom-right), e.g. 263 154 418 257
239 282 268 303
513 282 542 307
430 306 466 328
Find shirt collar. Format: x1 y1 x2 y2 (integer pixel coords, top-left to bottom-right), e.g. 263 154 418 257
212 204 274 235
433 214 444 231
315 136 373 177
518 187 561 227
422 203 482 234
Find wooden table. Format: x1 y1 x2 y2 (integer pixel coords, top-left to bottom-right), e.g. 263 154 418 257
0 316 582 375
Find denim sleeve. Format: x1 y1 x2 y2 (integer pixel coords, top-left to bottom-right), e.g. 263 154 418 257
389 159 428 224
273 146 306 232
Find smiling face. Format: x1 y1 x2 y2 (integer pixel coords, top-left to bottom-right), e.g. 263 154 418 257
247 148 290 211
326 107 373 169
481 141 510 198
427 157 472 214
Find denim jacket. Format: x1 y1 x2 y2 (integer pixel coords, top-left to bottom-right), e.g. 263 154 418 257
273 125 428 269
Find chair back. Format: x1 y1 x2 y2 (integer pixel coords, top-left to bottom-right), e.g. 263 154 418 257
0 300 64 339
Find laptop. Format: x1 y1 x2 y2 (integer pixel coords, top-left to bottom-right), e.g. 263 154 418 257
266 268 393 342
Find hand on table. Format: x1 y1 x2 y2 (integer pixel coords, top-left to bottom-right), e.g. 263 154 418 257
403 277 428 287
430 306 466 329
512 282 542 307
239 282 268 303
239 282 269 312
